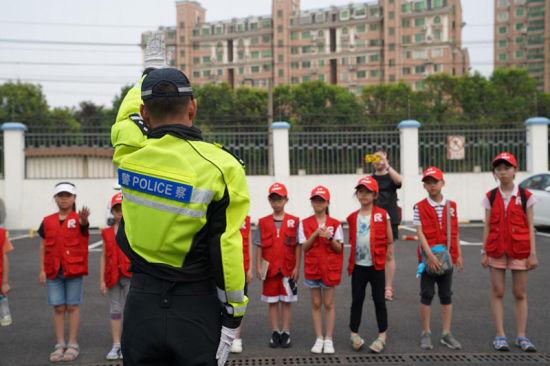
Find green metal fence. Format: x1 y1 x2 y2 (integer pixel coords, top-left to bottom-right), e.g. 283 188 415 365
289 130 401 175
419 128 527 172
25 129 112 148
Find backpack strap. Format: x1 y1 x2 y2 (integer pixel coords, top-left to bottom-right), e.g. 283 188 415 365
489 188 498 208
519 187 527 213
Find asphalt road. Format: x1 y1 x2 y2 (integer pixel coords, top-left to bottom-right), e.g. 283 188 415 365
1 226 549 366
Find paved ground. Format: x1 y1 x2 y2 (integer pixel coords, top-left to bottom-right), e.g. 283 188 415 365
1 226 549 366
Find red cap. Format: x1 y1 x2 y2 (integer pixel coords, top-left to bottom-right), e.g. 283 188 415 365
268 182 288 197
111 192 123 208
422 166 444 182
355 176 379 193
492 152 518 168
310 185 331 201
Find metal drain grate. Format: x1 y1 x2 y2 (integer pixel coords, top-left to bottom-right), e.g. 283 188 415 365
226 353 550 366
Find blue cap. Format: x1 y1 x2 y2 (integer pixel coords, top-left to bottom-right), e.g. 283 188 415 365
141 68 193 101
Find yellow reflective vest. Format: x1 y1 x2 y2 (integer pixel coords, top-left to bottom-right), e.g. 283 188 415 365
111 78 249 323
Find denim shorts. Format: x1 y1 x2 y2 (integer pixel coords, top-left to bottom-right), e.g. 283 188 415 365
304 279 332 289
47 273 84 306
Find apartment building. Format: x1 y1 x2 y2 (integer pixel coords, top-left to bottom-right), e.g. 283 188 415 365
142 0 470 92
494 0 550 92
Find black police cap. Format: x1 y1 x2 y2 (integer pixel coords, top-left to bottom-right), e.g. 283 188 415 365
141 68 193 101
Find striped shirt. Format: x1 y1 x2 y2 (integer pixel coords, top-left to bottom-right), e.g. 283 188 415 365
413 197 447 226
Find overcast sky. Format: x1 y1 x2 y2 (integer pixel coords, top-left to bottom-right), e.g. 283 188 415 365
0 0 494 108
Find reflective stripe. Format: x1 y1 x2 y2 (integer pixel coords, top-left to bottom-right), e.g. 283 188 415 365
225 304 247 315
123 192 205 218
178 86 193 93
217 287 244 303
191 187 215 205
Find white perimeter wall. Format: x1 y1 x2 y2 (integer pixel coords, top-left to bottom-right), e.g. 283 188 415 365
0 172 530 229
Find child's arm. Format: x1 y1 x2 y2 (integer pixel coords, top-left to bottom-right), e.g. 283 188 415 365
417 225 440 272
455 231 464 272
326 225 343 253
292 243 302 282
526 206 538 270
255 243 263 280
99 246 107 295
386 219 394 262
38 240 46 285
1 254 9 295
302 228 320 253
481 209 491 268
246 235 253 283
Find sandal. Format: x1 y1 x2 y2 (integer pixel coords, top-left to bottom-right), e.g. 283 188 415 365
350 334 364 351
492 336 509 352
385 287 394 301
49 343 65 363
63 343 80 362
515 337 537 353
369 338 386 354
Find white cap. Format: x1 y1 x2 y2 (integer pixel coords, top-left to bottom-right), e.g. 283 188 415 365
54 182 76 196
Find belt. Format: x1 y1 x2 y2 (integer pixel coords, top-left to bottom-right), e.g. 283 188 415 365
130 272 216 303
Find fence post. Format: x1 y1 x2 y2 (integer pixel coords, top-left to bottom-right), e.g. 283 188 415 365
398 120 421 224
1 122 27 229
525 117 550 173
272 121 290 177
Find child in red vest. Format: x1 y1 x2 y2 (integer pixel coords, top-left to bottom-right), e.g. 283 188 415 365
0 228 14 326
37 182 90 363
414 167 463 351
231 215 253 353
481 152 538 352
256 183 300 348
300 185 343 354
100 193 131 360
347 176 393 353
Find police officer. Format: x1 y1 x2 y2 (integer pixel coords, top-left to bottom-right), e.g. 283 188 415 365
111 67 249 366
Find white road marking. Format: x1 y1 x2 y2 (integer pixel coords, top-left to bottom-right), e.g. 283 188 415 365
89 240 103 250
536 231 550 238
399 226 482 245
10 234 31 241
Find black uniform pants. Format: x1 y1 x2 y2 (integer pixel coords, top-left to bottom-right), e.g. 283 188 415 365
420 269 453 306
349 265 388 333
122 273 221 366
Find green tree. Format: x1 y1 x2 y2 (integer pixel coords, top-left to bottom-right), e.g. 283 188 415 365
194 83 234 129
233 86 267 128
422 73 460 126
361 83 424 127
74 101 107 131
0 82 49 127
489 68 538 124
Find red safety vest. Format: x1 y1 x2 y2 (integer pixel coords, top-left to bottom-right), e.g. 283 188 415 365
0 228 6 286
240 216 251 273
259 213 299 278
102 226 132 288
42 212 89 279
485 188 532 259
302 215 343 287
347 206 389 274
416 199 459 263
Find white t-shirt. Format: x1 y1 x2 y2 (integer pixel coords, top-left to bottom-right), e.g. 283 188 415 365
481 185 537 211
298 221 344 244
413 196 447 226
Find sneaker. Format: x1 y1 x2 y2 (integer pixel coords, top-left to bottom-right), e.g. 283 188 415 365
493 336 510 352
515 337 537 353
420 331 434 350
0 315 12 327
269 331 281 348
350 334 365 351
441 333 462 350
230 338 243 353
106 345 121 360
310 337 324 354
280 332 291 348
323 339 335 354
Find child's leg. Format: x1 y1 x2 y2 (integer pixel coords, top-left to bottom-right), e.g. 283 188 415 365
108 282 125 344
437 271 454 334
53 305 67 344
419 273 436 333
322 288 335 339
350 266 368 334
282 302 292 331
511 270 528 338
385 245 396 291
371 269 388 339
67 305 80 345
490 268 506 337
269 302 280 331
310 288 323 338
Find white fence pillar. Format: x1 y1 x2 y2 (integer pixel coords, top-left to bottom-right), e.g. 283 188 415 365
398 120 421 224
1 122 27 229
272 121 290 178
525 117 550 174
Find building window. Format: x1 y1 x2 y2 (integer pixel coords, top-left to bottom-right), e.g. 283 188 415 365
263 64 272 71
277 25 283 33
262 34 271 43
402 67 411 75
341 57 348 65
216 54 223 62
202 56 211 63
251 51 260 59
319 59 325 67
413 49 427 59
415 33 425 43
203 70 211 77
414 1 426 11
356 24 366 33
301 31 311 39
389 75 396 82
370 70 380 77
516 7 525 16
251 37 259 45
291 31 298 40
415 18 425 26
217 69 223 76
433 30 442 41
278 55 284 62
302 46 311 53
402 3 411 12
415 65 425 74
389 11 395 20
319 74 325 82
370 23 380 31
402 19 410 27
433 0 444 8
356 56 366 64
389 59 395 66
498 26 508 34
291 62 299 69
262 50 272 58
193 57 200 64
401 35 411 44
431 48 443 57
250 22 258 31
515 50 525 58
498 53 508 61
291 47 299 55
497 0 509 6
389 27 395 35
263 19 272 28
239 67 245 74
342 27 349 35
302 61 311 68
434 16 441 24
278 69 284 77
277 9 283 18
180 50 186 57
193 71 200 78
370 54 380 62
498 40 508 48
238 51 244 60
251 66 260 73
291 77 299 84
497 12 509 22
415 81 425 91
340 10 350 20
516 36 524 44
515 23 524 31
357 70 366 78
